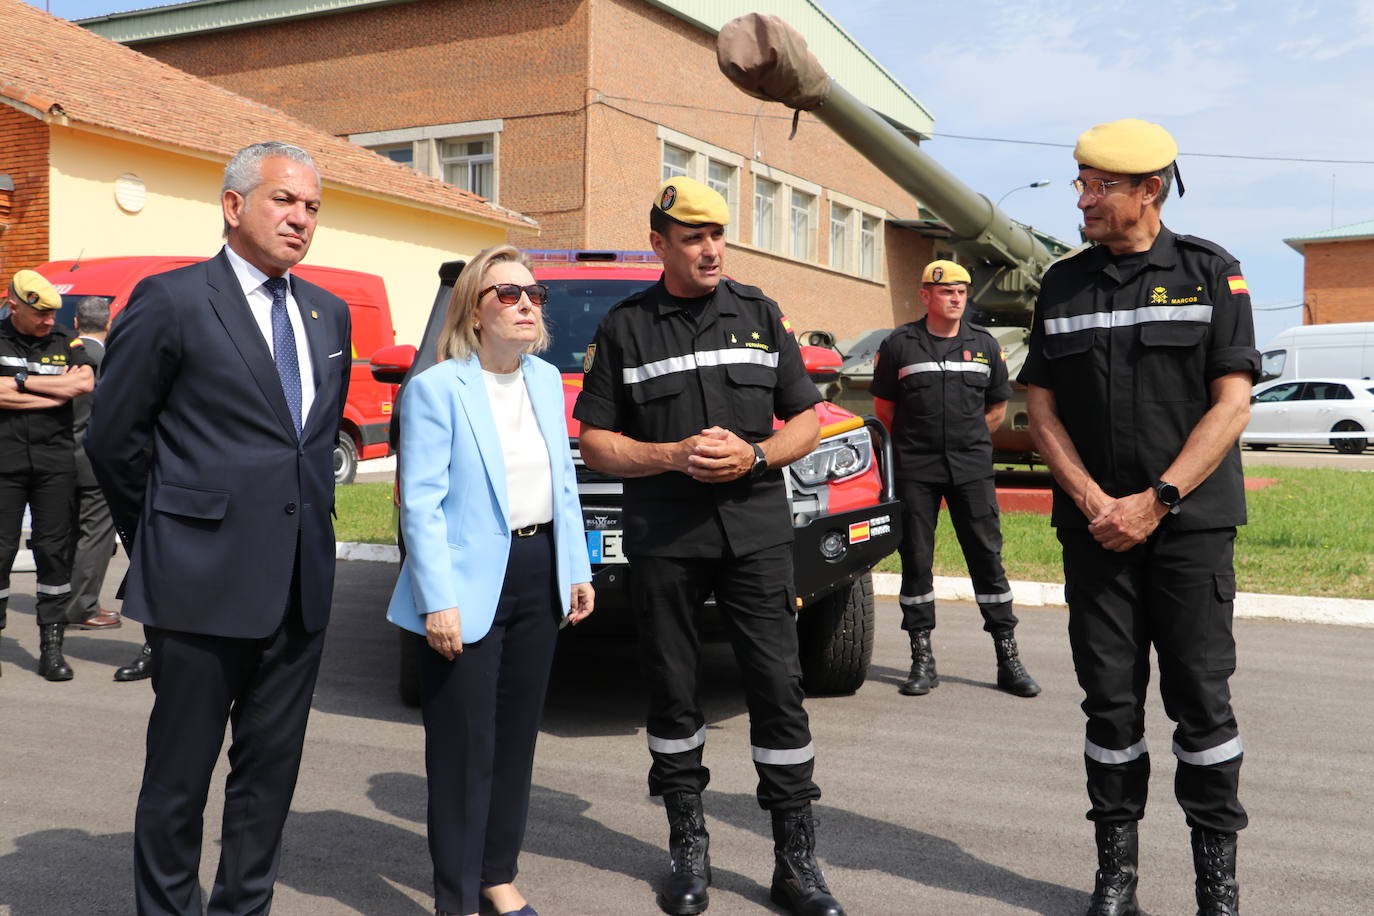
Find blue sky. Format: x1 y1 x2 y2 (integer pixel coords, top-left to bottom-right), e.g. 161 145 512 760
23 0 1374 345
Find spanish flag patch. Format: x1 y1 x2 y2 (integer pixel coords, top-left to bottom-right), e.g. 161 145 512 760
781 315 793 333
1227 275 1249 295
848 521 870 544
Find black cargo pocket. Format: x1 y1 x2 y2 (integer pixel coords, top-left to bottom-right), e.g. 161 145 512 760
152 483 230 521
627 372 684 405
1138 322 1208 403
725 361 777 439
1207 572 1238 672
1042 330 1095 384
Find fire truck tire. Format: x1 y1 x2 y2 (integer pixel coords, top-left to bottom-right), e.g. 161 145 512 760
398 629 423 707
797 572 875 695
334 432 359 486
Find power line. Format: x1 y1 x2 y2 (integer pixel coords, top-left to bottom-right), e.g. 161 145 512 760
1252 302 1303 311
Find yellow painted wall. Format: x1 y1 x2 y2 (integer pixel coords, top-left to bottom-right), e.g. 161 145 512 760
47 128 514 343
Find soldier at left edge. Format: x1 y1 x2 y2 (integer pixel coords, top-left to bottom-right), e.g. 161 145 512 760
0 268 96 680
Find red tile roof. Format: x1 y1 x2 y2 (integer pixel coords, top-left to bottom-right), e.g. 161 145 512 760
0 0 536 231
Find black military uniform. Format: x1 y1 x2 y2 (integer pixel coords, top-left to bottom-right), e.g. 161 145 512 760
0 314 93 664
576 275 822 806
1021 221 1258 914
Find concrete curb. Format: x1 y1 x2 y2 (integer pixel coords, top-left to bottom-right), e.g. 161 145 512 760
873 572 1374 628
335 543 1374 628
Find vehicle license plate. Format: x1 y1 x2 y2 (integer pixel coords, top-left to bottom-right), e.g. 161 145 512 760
586 530 627 564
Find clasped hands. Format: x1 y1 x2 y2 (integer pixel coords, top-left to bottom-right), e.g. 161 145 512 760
425 583 596 660
1084 488 1170 552
677 426 756 482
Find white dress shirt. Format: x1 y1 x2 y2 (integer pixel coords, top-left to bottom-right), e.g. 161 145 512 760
223 245 317 425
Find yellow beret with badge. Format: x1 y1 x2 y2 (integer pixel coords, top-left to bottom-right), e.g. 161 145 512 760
1074 118 1178 174
921 259 971 285
653 176 730 228
9 269 61 311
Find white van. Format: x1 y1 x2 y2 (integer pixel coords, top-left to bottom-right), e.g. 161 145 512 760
1259 322 1374 382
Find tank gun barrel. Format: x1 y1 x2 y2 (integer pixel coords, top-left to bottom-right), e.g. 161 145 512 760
716 13 1054 313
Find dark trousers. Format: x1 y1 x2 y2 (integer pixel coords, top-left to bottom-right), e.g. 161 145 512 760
134 576 325 916
0 465 77 627
896 477 1017 634
419 528 560 916
66 482 116 623
1059 526 1247 834
631 544 820 811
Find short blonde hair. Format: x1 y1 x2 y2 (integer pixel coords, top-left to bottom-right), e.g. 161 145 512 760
437 245 550 362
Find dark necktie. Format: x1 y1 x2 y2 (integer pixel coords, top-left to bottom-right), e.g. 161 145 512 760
264 276 303 436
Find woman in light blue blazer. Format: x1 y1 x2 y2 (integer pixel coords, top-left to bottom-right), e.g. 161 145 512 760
387 245 594 916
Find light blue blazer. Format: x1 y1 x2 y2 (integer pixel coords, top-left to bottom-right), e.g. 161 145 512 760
386 353 592 643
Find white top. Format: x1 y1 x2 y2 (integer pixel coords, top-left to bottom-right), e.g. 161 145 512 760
482 366 554 530
223 244 317 425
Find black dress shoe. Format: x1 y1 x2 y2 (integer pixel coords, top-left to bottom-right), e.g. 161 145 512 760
114 642 153 681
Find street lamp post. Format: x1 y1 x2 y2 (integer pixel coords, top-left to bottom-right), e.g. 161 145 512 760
995 180 1052 209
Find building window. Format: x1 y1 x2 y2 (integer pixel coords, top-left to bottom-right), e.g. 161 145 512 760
754 177 779 251
662 143 692 181
442 136 494 199
860 214 881 279
830 203 851 271
790 190 816 261
373 143 414 167
707 159 737 226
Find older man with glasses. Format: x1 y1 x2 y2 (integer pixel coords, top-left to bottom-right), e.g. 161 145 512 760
1020 119 1258 916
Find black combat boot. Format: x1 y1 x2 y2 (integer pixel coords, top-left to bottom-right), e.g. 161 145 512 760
1191 827 1239 915
38 623 74 682
770 805 844 916
1085 821 1139 916
114 642 154 682
992 629 1041 697
898 628 937 696
657 792 710 915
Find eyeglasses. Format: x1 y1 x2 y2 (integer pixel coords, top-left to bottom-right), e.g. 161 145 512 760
479 283 549 306
1070 178 1130 198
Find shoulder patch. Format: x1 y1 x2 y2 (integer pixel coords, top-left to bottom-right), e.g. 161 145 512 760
68 337 85 348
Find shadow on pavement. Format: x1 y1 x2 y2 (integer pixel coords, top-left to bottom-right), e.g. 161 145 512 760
0 828 134 914
710 790 1093 916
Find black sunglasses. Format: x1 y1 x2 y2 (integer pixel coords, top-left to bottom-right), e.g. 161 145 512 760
479 283 549 306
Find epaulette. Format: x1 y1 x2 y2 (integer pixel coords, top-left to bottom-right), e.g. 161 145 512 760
608 285 655 312
721 277 770 302
1176 234 1237 263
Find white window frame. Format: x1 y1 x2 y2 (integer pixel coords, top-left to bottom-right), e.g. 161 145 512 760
754 176 779 251
349 119 503 203
656 127 742 240
790 188 817 261
827 189 887 281
440 136 495 199
829 202 852 271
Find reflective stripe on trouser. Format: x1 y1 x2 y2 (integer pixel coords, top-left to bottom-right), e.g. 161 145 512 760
0 465 78 624
631 545 821 810
896 477 1017 633
1060 526 1247 833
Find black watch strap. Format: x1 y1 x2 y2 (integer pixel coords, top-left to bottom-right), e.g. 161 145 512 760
13 370 27 393
1154 481 1182 515
749 441 768 477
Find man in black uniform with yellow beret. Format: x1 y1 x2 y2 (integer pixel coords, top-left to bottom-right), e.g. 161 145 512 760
575 176 843 916
0 269 95 680
1021 119 1257 916
871 259 1040 699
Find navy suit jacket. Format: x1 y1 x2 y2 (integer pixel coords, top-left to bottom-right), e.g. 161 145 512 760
86 249 352 638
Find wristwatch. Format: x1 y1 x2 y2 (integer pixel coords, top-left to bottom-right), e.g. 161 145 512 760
12 370 27 393
1153 481 1182 515
749 441 768 478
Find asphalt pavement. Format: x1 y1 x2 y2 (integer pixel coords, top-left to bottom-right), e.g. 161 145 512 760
2 555 1371 915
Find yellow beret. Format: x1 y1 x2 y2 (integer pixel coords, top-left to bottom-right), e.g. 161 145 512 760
1074 118 1178 174
921 260 970 285
653 176 730 228
9 269 61 311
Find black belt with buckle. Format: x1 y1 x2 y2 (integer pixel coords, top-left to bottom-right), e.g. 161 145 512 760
513 522 551 538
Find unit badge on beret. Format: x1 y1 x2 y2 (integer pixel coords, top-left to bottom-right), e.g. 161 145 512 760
660 186 677 211
931 266 944 281
583 343 596 373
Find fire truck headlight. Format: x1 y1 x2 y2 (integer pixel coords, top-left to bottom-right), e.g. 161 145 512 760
790 429 874 488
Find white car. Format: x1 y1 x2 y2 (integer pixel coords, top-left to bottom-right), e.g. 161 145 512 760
1244 377 1374 454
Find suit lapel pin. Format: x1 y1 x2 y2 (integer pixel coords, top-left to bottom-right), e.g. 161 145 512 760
310 309 318 319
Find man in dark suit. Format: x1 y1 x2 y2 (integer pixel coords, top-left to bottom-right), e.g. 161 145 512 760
86 141 351 916
66 295 121 632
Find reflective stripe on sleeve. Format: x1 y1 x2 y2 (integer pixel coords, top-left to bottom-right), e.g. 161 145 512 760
35 582 72 596
1085 737 1148 765
1045 305 1213 336
896 361 991 379
647 726 706 755
899 592 935 606
1173 736 1243 766
975 590 1015 604
752 742 815 766
623 347 778 384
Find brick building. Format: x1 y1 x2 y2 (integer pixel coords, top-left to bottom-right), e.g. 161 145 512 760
82 0 951 341
1285 219 1374 325
0 0 533 343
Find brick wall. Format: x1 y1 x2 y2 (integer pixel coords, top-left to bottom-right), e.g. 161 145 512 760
1303 238 1374 324
0 106 50 289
